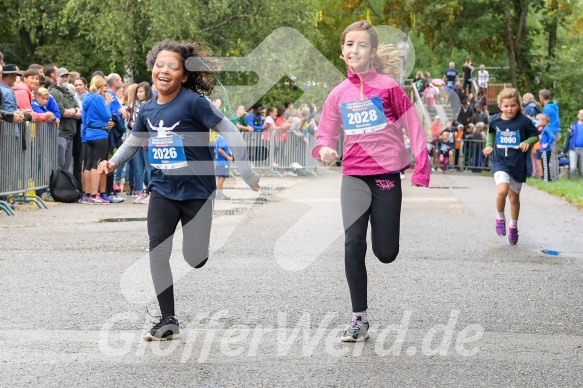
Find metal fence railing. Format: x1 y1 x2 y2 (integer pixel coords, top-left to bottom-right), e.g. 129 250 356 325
0 121 58 215
461 139 490 171
237 130 324 177
429 138 491 172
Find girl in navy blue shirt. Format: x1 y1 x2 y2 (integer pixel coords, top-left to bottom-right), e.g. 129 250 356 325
483 88 539 245
98 40 260 341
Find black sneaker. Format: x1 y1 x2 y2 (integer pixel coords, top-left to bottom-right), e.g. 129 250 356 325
341 316 370 342
144 316 181 341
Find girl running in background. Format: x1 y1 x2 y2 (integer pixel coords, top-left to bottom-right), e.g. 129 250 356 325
312 21 430 342
98 40 260 341
483 88 539 245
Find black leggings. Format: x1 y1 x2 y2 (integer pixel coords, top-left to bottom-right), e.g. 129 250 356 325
148 191 213 317
83 138 108 171
341 174 402 313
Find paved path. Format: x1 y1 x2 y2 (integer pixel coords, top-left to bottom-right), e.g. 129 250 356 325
1 169 582 387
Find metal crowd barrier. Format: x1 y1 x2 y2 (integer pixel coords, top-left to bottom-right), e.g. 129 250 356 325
238 130 325 177
0 121 58 215
460 139 490 171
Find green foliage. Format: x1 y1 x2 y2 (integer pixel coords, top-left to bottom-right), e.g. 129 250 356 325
1 0 581 121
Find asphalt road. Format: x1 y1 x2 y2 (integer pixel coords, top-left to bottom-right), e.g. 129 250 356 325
1 169 582 387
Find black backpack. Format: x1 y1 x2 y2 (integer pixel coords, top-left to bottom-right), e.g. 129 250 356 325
49 169 81 203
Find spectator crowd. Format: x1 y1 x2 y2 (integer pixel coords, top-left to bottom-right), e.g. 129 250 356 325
0 50 324 204
412 57 581 181
1 49 581 207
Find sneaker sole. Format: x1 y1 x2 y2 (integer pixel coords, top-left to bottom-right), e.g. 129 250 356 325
340 332 370 343
143 332 181 341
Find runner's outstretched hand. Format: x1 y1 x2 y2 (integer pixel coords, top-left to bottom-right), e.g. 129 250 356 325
248 180 260 191
97 160 117 175
319 146 339 163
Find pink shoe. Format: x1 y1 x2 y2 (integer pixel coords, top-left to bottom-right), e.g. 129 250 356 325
507 227 519 245
113 182 121 193
94 194 110 205
134 194 145 204
495 218 506 236
138 195 150 204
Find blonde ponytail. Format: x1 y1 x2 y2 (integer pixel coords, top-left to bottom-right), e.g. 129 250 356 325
372 44 402 80
89 75 105 93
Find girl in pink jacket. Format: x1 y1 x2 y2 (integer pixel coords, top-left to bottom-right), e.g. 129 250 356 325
311 20 430 342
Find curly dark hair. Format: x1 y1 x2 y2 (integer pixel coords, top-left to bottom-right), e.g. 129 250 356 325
146 40 216 95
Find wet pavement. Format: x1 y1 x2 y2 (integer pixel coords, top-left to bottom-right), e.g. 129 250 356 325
1 168 582 387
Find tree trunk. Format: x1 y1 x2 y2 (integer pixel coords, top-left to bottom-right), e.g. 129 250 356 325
504 0 518 88
504 0 531 88
546 0 559 74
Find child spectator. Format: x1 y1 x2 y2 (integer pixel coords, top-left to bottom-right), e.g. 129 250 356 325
442 121 454 169
262 106 282 140
430 116 442 170
538 114 555 182
438 131 451 172
422 83 436 112
454 124 464 170
483 88 539 245
32 87 60 126
214 133 233 200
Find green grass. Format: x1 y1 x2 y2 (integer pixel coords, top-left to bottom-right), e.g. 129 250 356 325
526 178 583 208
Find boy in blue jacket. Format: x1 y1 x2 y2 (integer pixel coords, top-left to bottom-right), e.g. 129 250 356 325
31 87 61 126
539 114 555 182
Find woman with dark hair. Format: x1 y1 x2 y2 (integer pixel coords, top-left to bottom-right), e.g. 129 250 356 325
14 69 54 122
73 77 88 108
98 40 259 341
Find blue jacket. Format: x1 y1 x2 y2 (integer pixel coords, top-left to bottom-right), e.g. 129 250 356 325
563 121 583 152
82 92 111 141
46 95 62 119
0 82 18 112
540 126 555 153
31 95 62 119
542 101 560 134
248 113 263 131
523 102 540 118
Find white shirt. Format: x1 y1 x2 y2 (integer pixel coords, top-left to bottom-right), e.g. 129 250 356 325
477 70 489 88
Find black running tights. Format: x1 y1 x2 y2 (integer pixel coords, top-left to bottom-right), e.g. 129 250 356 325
147 191 213 317
341 174 402 313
